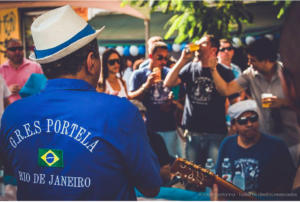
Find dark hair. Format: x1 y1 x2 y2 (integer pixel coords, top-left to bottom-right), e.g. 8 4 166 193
41 39 99 79
246 37 277 62
5 38 21 49
102 48 122 79
98 48 123 90
206 34 220 54
120 56 133 73
219 38 232 45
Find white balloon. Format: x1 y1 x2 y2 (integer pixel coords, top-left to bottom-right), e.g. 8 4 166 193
116 46 124 56
172 44 181 52
245 36 255 45
129 45 139 56
98 46 106 55
264 34 274 41
232 37 242 48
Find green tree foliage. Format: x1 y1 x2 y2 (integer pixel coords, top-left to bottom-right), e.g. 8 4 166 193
273 0 292 19
123 0 253 43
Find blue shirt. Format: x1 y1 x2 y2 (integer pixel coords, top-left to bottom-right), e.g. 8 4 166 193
0 78 162 200
129 67 176 132
216 134 295 194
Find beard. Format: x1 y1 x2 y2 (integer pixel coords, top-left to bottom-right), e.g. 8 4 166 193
241 128 260 142
10 54 23 65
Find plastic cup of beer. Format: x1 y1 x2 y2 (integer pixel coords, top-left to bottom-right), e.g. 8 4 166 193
153 67 161 83
188 43 200 52
261 93 273 108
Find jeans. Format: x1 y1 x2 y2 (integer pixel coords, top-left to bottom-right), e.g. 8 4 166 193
157 130 182 158
185 131 225 166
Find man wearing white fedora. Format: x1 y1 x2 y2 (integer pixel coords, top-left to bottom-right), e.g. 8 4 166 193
0 5 161 200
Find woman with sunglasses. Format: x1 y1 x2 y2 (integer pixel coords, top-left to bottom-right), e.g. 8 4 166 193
97 49 130 98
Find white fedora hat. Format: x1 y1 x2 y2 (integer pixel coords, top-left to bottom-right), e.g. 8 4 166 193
29 5 105 64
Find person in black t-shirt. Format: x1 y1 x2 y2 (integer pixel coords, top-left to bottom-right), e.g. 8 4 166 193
164 35 236 166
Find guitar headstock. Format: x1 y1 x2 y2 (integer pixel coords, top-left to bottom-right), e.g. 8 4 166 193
170 158 215 188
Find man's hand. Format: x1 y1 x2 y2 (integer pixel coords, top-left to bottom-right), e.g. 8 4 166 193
269 96 290 108
0 185 17 201
179 48 194 63
164 47 193 88
207 52 218 71
9 84 21 94
144 72 157 89
168 91 174 100
160 164 172 184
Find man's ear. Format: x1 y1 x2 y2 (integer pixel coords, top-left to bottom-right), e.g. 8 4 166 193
86 52 97 74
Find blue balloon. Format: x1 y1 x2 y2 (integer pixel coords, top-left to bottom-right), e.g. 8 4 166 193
180 42 187 51
123 46 130 56
255 35 262 40
138 45 145 55
167 44 172 52
274 32 280 39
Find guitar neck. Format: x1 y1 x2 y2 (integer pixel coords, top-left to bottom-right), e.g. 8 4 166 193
171 158 256 200
213 174 255 200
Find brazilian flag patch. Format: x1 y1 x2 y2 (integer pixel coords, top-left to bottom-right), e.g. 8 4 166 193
38 149 64 168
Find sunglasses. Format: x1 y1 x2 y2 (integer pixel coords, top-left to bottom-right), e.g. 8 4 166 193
7 46 23 52
219 47 233 52
107 59 120 66
157 55 169 61
236 114 258 125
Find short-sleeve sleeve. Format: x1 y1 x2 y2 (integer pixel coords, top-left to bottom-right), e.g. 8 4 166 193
178 62 193 83
128 70 142 92
236 68 252 90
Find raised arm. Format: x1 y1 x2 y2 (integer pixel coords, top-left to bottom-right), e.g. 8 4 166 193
208 55 243 96
128 72 156 100
164 49 193 88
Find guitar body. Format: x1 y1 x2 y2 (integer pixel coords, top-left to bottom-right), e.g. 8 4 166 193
170 158 256 200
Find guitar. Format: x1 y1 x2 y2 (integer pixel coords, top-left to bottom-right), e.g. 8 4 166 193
170 158 256 200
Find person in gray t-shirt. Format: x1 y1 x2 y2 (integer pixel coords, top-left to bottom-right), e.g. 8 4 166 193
208 37 300 168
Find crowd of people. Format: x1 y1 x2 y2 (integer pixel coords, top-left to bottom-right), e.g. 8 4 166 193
0 4 299 201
